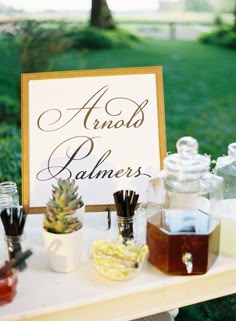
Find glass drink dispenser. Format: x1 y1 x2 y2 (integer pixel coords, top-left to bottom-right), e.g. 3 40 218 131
146 136 223 275
214 142 236 257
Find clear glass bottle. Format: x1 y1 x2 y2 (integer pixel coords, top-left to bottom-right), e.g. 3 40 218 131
0 181 19 206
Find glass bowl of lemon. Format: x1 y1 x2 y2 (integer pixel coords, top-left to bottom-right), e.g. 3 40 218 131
90 237 149 281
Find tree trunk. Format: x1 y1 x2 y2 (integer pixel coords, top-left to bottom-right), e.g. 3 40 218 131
90 0 116 29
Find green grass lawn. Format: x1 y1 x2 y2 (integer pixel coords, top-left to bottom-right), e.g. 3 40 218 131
0 31 236 321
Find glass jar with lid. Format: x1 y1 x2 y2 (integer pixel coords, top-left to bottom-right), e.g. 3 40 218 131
148 136 223 215
146 136 223 275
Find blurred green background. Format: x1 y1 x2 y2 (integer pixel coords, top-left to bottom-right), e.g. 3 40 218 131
0 0 236 320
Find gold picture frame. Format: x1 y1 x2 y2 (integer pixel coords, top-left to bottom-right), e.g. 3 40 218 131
21 66 166 213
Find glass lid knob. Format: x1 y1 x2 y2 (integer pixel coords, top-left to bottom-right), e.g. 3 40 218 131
176 136 198 158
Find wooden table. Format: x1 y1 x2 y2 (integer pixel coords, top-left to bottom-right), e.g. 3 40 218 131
0 212 236 321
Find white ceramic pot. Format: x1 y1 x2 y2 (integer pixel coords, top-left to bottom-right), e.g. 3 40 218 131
43 227 83 273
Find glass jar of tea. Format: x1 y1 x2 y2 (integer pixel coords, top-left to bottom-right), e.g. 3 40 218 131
146 136 223 275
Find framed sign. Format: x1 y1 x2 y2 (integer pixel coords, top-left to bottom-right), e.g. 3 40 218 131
21 66 166 213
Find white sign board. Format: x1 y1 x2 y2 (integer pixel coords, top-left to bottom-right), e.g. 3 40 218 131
21 67 166 213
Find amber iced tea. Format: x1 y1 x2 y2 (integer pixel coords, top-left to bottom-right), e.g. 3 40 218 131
147 209 220 275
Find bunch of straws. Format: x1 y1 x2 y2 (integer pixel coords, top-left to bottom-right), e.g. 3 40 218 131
113 190 139 218
113 190 139 242
0 206 27 270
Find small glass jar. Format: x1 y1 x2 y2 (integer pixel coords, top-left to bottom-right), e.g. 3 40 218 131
0 181 19 206
5 234 25 256
116 215 135 243
0 204 26 269
4 233 26 271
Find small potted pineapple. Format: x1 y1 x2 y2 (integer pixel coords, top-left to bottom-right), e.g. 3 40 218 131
43 178 84 273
